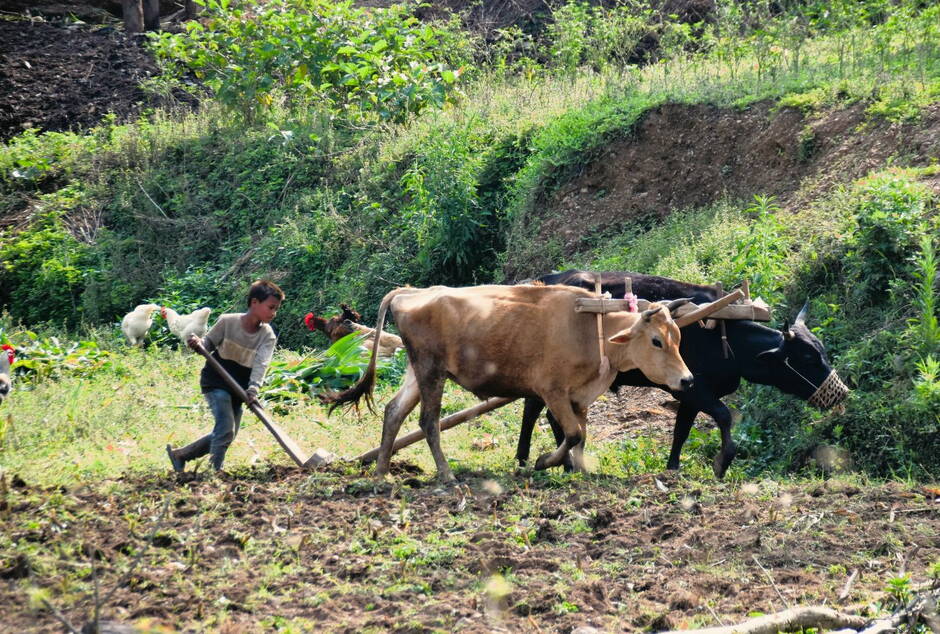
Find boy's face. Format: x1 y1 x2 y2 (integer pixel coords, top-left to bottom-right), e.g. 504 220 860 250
250 296 282 323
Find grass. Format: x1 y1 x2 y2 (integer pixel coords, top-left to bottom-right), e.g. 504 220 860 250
0 343 531 485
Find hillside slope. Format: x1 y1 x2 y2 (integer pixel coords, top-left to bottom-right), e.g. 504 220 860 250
506 101 940 278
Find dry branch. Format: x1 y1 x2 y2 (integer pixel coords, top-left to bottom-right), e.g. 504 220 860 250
660 607 868 634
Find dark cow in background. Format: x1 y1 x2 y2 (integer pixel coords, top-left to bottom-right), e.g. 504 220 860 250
517 270 848 478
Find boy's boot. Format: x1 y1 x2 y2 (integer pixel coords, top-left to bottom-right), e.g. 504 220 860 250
166 445 185 473
167 436 211 472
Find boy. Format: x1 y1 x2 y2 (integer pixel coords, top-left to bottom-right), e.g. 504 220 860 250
166 279 285 473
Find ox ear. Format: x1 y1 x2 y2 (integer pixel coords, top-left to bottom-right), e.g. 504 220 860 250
757 346 784 362
665 298 692 316
608 326 636 345
641 306 663 322
781 319 794 341
795 300 809 326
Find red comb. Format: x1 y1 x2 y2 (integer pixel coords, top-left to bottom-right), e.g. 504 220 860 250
304 313 316 331
1 344 14 365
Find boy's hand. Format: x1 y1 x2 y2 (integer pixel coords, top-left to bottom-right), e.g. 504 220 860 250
245 386 260 406
186 334 201 351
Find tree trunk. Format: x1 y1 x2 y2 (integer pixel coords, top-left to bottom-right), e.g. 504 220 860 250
184 0 197 20
122 0 143 34
143 0 160 31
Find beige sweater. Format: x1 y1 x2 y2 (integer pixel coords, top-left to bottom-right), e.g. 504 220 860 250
199 313 276 395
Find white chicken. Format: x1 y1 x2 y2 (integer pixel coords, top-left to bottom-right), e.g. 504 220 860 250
0 344 14 405
161 306 212 344
121 303 161 346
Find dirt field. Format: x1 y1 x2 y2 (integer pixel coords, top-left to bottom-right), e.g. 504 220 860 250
3 390 938 633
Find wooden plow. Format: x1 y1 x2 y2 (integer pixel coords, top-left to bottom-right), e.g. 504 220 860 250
352 279 771 466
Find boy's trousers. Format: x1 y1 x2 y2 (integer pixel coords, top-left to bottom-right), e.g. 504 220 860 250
174 388 244 470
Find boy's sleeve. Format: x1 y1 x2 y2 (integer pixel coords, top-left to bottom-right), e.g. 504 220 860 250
248 329 276 391
203 315 227 354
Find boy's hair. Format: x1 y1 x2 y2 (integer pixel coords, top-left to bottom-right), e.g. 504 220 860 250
247 279 285 307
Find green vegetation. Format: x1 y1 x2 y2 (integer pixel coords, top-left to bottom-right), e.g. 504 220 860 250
1 0 939 482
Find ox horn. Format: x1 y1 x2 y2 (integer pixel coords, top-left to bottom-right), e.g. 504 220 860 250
665 298 692 316
782 319 794 340
795 300 809 325
641 306 663 322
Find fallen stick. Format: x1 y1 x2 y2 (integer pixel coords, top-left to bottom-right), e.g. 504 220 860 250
659 606 868 634
356 397 516 464
838 568 859 600
191 341 313 468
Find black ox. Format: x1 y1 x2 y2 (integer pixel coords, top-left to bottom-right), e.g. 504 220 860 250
516 270 849 478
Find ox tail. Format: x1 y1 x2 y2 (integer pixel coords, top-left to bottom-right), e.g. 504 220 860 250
320 287 412 415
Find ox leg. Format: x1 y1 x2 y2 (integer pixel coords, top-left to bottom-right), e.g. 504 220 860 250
375 365 421 478
568 403 589 472
667 399 736 478
533 396 585 472
516 398 545 467
416 372 455 483
705 401 736 479
544 408 575 472
667 402 699 471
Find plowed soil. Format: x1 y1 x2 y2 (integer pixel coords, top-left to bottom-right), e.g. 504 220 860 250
0 18 188 141
3 395 939 633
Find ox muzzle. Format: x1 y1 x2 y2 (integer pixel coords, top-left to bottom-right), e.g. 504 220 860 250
808 370 849 410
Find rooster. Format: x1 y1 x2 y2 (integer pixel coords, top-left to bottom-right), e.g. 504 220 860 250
304 303 403 358
121 303 161 346
161 306 212 344
0 344 14 405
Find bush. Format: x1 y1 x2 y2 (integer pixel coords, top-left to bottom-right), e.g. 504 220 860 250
733 169 940 479
842 171 934 309
150 0 467 123
0 208 94 326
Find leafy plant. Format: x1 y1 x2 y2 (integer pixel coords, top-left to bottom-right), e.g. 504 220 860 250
729 195 789 307
262 332 402 404
885 574 913 608
843 172 933 308
150 0 465 122
907 233 940 358
1 331 112 385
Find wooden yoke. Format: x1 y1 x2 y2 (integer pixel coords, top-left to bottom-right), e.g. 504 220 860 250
595 275 610 376
672 289 746 328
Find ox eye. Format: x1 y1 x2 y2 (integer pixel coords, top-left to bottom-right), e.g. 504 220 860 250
652 338 663 349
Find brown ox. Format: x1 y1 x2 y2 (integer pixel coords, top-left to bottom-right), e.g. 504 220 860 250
325 284 693 482
305 303 403 358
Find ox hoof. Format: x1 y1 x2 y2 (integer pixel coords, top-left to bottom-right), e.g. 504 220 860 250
533 454 553 471
712 448 737 480
373 471 394 486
